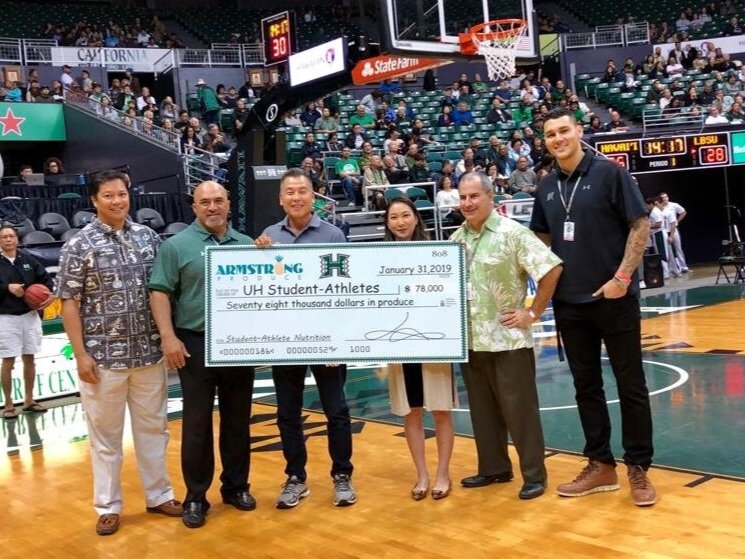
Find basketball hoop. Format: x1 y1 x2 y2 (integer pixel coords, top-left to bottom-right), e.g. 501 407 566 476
459 19 528 81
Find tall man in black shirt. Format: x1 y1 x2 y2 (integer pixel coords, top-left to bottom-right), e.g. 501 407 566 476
530 108 656 507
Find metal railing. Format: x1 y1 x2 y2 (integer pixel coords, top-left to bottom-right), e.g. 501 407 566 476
177 48 242 67
0 38 22 64
67 94 183 152
22 39 57 64
211 43 265 66
562 22 649 50
181 144 228 192
642 109 705 134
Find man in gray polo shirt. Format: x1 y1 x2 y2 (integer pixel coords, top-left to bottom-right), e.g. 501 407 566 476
255 168 356 510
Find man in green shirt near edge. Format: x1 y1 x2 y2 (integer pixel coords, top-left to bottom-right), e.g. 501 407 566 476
451 171 562 501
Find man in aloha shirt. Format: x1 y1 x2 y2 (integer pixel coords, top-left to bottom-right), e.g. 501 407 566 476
451 171 562 501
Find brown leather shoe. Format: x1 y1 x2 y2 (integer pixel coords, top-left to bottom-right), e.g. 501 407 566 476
556 459 620 497
96 513 120 536
146 499 184 517
627 465 657 506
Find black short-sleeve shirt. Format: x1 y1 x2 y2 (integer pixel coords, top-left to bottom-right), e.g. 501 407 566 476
530 150 647 304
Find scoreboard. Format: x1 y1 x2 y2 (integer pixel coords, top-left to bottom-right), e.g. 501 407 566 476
594 130 745 174
261 11 294 67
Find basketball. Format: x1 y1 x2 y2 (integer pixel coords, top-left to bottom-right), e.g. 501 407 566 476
23 283 54 310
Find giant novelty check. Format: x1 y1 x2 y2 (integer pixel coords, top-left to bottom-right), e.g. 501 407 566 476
205 242 467 366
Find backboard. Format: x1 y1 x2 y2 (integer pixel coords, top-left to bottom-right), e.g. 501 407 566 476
380 0 538 62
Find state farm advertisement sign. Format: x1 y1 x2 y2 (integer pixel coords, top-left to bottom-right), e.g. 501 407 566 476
351 55 450 85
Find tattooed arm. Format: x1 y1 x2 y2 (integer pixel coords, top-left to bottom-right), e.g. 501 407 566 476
592 216 650 299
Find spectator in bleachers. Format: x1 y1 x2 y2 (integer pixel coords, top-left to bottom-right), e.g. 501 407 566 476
60 64 74 97
379 79 401 101
727 102 745 122
25 81 41 102
684 86 701 107
705 105 729 124
663 98 684 115
326 132 343 152
458 84 474 108
432 159 458 189
486 97 512 124
724 73 742 95
383 131 402 154
335 146 363 206
238 73 256 100
301 158 322 190
300 132 323 161
359 90 381 115
113 84 135 111
493 143 517 177
530 137 547 163
701 81 717 105
409 153 430 183
666 56 684 79
641 55 656 75
174 110 190 130
436 105 455 127
587 115 604 135
452 101 474 128
485 136 502 165
344 123 368 150
493 80 513 103
457 73 472 94
510 139 533 165
363 155 389 210
314 107 338 133
404 143 420 170
181 126 201 154
392 106 409 126
508 156 538 196
195 78 220 125
97 96 118 120
472 73 489 94
675 13 690 35
470 138 487 168
605 110 629 132
435 175 463 224
383 155 410 185
43 158 64 174
282 110 303 128
386 139 407 168
659 89 674 111
357 141 375 172
202 123 229 153
1 81 22 102
440 86 458 108
724 16 743 36
136 86 157 113
17 165 34 182
512 100 532 125
349 105 375 130
408 119 436 148
300 103 321 128
455 148 479 178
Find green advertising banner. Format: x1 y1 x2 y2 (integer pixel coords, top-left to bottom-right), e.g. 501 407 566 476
730 131 745 165
0 102 66 141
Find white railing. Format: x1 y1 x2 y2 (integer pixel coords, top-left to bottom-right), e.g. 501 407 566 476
68 94 182 152
177 48 242 67
642 109 705 133
182 144 228 191
153 49 176 77
562 22 649 50
22 39 58 63
0 38 22 64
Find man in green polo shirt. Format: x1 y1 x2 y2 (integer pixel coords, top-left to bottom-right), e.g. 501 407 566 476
451 171 562 501
149 181 256 529
348 104 375 129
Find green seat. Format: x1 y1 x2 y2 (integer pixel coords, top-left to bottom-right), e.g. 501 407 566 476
493 194 506 204
385 188 406 201
511 192 533 200
406 187 429 202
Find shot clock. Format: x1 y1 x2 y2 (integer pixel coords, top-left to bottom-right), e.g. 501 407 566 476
261 11 294 67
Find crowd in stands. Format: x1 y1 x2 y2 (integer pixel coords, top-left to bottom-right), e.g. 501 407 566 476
41 14 184 49
648 0 742 43
596 38 745 124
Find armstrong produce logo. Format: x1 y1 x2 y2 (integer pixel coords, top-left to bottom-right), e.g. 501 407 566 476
217 256 303 276
352 55 450 85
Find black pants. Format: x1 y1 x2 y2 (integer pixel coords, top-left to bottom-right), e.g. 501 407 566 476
272 364 353 481
553 295 654 468
177 329 255 505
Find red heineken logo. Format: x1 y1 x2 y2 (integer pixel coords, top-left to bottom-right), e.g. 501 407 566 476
0 108 26 137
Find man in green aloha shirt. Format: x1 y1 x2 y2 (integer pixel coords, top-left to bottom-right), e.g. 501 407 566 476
451 171 562 501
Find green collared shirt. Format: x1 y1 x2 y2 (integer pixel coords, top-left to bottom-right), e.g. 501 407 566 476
149 221 253 331
451 211 561 352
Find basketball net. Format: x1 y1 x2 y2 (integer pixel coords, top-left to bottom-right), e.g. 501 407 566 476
469 19 528 81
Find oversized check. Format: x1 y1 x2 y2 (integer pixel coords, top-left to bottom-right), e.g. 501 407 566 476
205 242 467 366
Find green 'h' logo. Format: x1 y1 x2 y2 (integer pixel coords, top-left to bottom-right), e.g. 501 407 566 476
319 253 350 278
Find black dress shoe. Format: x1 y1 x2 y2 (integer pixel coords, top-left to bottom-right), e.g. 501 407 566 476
460 472 514 488
182 502 208 529
222 491 257 511
518 481 546 500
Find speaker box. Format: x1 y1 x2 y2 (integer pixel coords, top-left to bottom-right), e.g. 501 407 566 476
643 254 664 288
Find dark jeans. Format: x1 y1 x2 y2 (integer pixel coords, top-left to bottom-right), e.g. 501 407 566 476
553 295 654 468
177 329 255 505
272 364 353 481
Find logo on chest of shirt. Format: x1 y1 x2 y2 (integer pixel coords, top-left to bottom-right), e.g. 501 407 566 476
546 192 555 202
582 184 592 190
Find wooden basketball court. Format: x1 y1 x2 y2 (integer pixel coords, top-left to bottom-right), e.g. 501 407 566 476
1 269 744 558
